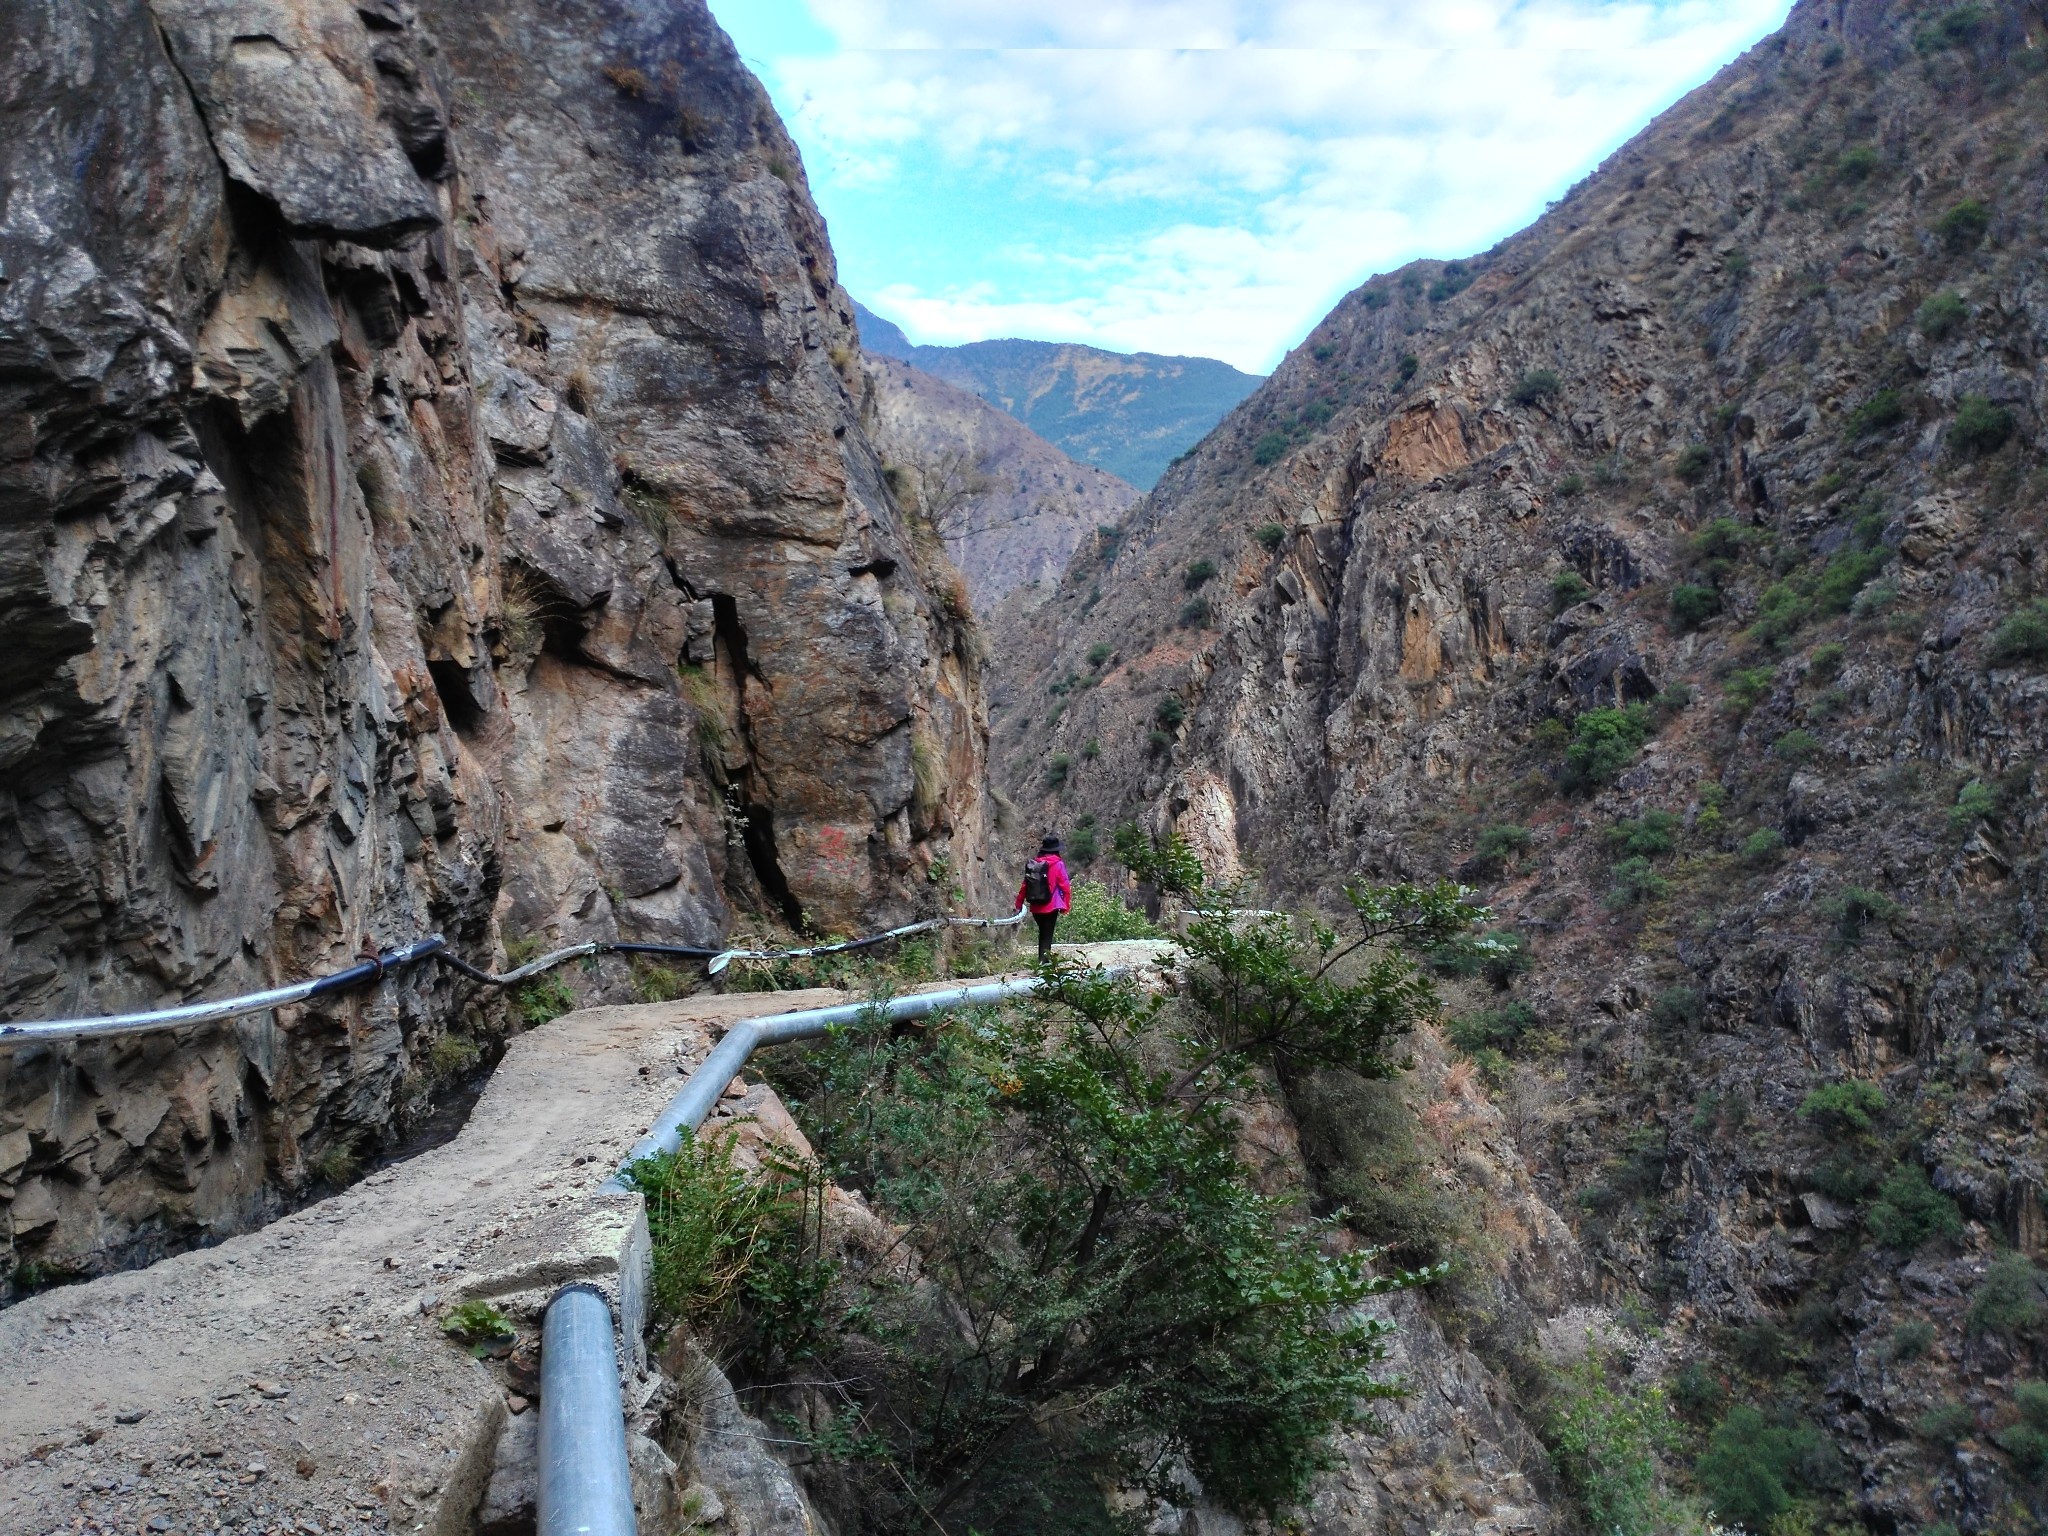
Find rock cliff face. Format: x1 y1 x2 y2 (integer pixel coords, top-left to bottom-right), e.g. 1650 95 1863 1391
866 354 1138 608
0 0 990 1288
997 1 2048 1527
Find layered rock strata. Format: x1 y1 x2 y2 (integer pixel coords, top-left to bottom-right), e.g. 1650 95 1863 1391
0 0 990 1287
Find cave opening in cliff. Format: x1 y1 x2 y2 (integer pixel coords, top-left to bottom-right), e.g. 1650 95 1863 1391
740 803 807 935
425 658 483 735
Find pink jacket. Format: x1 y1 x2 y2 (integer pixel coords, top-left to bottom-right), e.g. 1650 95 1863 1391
1017 854 1071 915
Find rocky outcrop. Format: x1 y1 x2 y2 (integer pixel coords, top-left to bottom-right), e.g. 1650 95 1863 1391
995 0 2048 1527
0 0 991 1288
866 355 1138 607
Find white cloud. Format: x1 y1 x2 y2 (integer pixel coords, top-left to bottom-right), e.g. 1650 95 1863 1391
747 0 1793 370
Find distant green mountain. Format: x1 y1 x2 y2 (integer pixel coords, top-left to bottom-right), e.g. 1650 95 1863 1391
854 301 1261 490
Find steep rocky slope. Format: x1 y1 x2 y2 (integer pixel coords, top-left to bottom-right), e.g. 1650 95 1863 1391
997 1 2048 1528
0 0 991 1289
856 300 1262 488
866 354 1138 607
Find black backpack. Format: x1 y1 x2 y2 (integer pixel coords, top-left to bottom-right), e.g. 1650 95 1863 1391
1023 858 1053 906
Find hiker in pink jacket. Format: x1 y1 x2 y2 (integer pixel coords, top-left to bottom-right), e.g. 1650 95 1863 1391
1015 835 1072 961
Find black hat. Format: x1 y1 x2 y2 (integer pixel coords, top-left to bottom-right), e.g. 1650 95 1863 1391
1039 834 1063 853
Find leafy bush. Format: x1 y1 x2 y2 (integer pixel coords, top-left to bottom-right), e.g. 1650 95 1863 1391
1086 642 1113 668
1917 1402 1976 1446
1605 857 1671 909
1990 600 2048 664
1254 522 1288 552
1812 545 1892 616
1060 879 1161 942
1836 145 1881 181
1800 1080 1886 1135
1654 986 1703 1029
1674 444 1714 484
1917 290 1969 340
1066 821 1100 864
442 1299 515 1351
1695 1406 1831 1533
1551 570 1594 612
1950 394 2014 457
1184 557 1219 589
1253 431 1290 465
1808 642 1845 681
1512 368 1563 406
1470 822 1535 873
1888 1319 1936 1361
1866 1162 1963 1249
1396 354 1419 383
1741 827 1785 864
1447 1000 1536 1054
1045 754 1072 789
1563 705 1656 792
1916 4 1989 51
1969 1252 2047 1338
1146 728 1173 755
1556 473 1586 496
1542 1349 1685 1536
1937 197 1991 251
1950 779 1996 830
1080 738 1100 761
1824 885 1901 946
1773 729 1821 764
1177 596 1212 628
1690 517 1750 565
1423 929 1532 988
1844 388 1907 438
1672 1361 1728 1421
1671 583 1722 631
1749 582 1813 647
1155 695 1187 730
1428 262 1473 302
1608 810 1681 859
514 972 576 1027
2000 1382 2048 1478
1728 667 1777 720
781 843 1473 1524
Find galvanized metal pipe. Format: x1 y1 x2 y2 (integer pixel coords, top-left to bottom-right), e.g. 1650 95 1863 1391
539 1283 638 1536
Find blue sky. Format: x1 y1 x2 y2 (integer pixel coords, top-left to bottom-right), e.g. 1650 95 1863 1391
708 0 1794 373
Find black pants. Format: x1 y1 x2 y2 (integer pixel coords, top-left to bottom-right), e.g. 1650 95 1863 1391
1034 911 1059 961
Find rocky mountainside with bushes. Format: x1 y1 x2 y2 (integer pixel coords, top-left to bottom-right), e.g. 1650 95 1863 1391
1 0 992 1290
994 1 2048 1529
866 354 1139 607
855 300 1263 488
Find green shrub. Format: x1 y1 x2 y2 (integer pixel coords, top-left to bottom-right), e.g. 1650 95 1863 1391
1799 1080 1886 1135
1080 738 1100 761
1177 596 1212 628
1654 986 1703 1029
1672 1361 1728 1421
1852 577 1900 621
1396 354 1418 383
1741 827 1785 864
1728 1320 1793 1377
1836 145 1881 181
1253 431 1289 465
1812 545 1892 616
1950 779 1996 829
1773 729 1821 764
1060 879 1162 942
1695 1406 1830 1533
1749 583 1813 648
1608 810 1681 859
1086 642 1113 668
1067 817 1100 864
442 1300 515 1351
1674 444 1714 484
1917 290 1969 340
1656 682 1693 714
1888 1319 1936 1361
1671 583 1721 631
1184 557 1219 590
1424 929 1531 987
1845 388 1907 438
1555 473 1586 497
1810 1151 1880 1202
1950 394 2014 457
1147 728 1173 755
1866 1162 1963 1249
1046 754 1072 789
2000 1382 2048 1478
514 972 576 1027
1690 517 1750 565
1917 1402 1976 1446
1447 1000 1536 1054
1824 885 1901 946
1542 1350 1685 1536
1916 4 1989 51
1937 197 1991 251
1155 695 1186 730
1563 705 1656 793
1968 1251 2047 1338
1254 522 1288 552
1551 570 1594 612
1512 368 1562 406
1471 822 1535 872
1428 262 1473 302
1605 856 1670 909
1990 600 2048 664
1808 642 1845 681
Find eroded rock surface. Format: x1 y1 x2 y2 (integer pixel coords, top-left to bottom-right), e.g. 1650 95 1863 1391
0 0 991 1287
